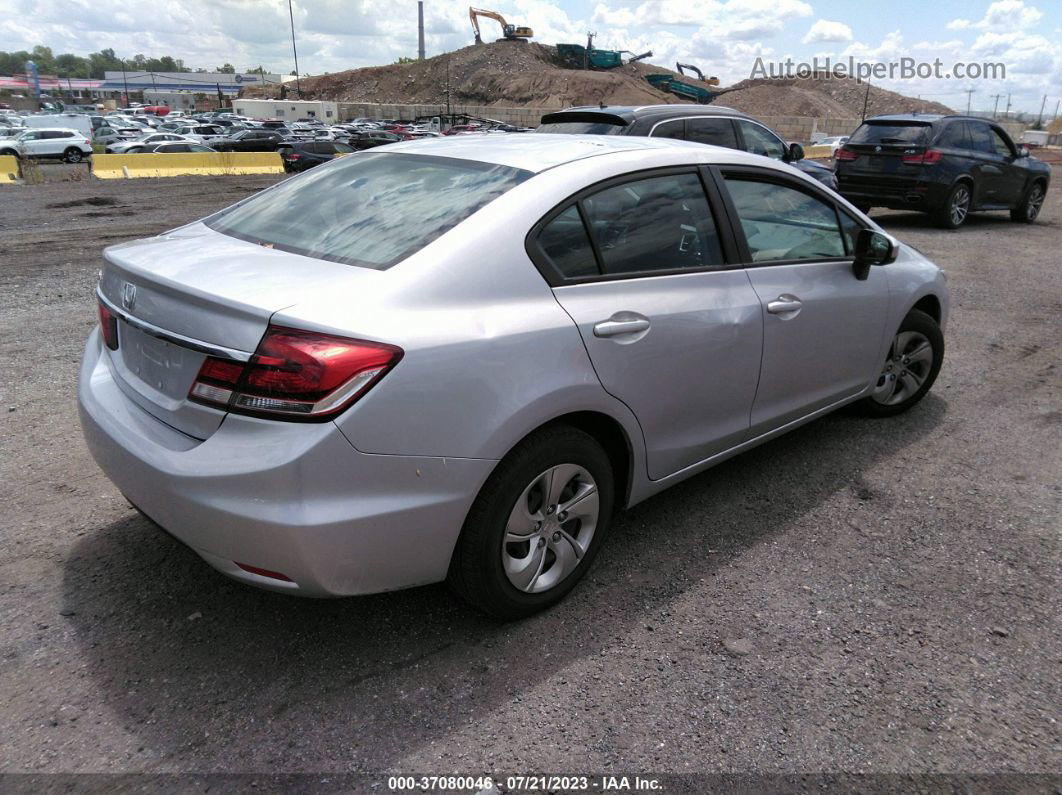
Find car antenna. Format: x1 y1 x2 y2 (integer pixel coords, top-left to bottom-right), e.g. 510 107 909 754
599 101 606 109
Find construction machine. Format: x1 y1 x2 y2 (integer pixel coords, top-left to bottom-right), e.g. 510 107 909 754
676 62 720 86
469 7 534 43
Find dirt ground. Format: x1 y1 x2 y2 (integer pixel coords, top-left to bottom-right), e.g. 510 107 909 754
0 161 1059 790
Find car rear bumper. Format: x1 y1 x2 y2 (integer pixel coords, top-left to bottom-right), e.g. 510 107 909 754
837 174 950 209
78 329 496 597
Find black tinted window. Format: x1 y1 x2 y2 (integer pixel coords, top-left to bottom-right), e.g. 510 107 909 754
724 177 845 262
207 153 532 270
538 206 598 278
937 122 970 150
581 173 724 274
989 128 1014 156
688 117 737 148
651 120 685 139
849 121 932 145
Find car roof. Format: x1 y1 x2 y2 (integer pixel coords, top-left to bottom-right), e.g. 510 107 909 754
378 133 774 173
864 113 1001 124
541 104 751 125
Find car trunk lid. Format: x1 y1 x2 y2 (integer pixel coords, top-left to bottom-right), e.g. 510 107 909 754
98 222 383 439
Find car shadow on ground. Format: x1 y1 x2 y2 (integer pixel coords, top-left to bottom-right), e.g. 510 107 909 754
871 209 1030 231
61 396 945 769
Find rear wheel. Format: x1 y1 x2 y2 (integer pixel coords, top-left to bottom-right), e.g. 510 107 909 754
1010 182 1045 223
0 148 19 159
854 309 943 417
448 425 614 619
64 147 84 163
933 182 971 229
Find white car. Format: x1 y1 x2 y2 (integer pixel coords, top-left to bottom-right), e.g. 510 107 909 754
821 135 850 156
105 133 201 154
0 128 93 162
169 125 229 145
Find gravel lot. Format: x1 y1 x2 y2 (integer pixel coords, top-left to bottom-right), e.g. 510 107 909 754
0 164 1058 789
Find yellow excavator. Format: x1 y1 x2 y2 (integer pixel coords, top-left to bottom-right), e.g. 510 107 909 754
469 7 534 43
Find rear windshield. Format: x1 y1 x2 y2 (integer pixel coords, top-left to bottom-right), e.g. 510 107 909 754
206 152 533 270
849 121 933 145
537 121 626 135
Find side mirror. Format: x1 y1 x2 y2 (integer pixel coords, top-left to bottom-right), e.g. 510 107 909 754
787 142 805 162
1018 145 1030 158
852 229 898 280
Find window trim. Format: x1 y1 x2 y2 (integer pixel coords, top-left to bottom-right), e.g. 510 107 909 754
709 165 858 267
525 166 742 287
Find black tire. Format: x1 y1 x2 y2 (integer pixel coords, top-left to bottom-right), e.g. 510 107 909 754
932 181 972 229
448 425 615 619
0 149 19 159
853 309 944 417
64 147 84 163
1010 181 1046 223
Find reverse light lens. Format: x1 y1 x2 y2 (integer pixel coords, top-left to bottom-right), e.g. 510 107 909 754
98 300 119 350
188 325 402 420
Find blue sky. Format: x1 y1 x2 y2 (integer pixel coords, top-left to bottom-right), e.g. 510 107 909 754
1 0 1059 114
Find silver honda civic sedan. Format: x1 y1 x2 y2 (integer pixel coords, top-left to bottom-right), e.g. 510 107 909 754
79 135 948 618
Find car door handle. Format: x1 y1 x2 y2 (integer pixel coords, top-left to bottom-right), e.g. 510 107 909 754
767 295 803 314
593 316 651 338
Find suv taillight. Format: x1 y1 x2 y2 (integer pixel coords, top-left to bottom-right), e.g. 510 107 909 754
834 147 858 161
98 300 119 350
901 148 943 165
188 326 402 420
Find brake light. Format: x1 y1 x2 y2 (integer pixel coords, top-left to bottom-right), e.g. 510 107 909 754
834 147 858 161
188 325 403 420
98 300 119 350
901 148 943 165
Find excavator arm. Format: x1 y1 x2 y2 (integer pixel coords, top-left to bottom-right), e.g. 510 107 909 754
469 7 533 43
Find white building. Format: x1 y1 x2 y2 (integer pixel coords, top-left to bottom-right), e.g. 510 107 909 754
232 98 340 122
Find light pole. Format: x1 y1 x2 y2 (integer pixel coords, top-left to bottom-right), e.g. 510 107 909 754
288 0 301 98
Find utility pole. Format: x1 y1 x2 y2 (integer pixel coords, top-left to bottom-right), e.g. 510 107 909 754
990 93 1003 119
288 0 301 97
417 1 426 61
1053 99 1060 123
1005 93 1012 119
1036 94 1047 126
963 88 974 114
121 60 128 106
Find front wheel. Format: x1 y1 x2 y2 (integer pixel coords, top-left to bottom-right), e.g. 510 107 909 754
64 147 84 163
933 182 971 229
1010 182 1045 223
448 425 614 619
854 309 944 417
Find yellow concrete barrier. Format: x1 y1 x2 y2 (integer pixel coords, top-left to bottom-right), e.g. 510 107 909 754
804 144 834 159
92 152 285 179
0 155 18 183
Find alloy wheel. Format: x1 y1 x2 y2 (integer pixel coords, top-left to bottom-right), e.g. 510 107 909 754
1027 186 1044 221
950 186 970 226
502 463 599 594
872 331 934 406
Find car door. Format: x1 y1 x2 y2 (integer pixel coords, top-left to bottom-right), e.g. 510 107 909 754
531 168 764 480
966 121 1011 205
714 167 890 434
17 130 45 156
42 131 70 156
987 125 1027 206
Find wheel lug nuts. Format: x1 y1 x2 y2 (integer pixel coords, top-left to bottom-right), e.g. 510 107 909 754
558 511 568 521
537 537 546 548
534 522 542 530
552 531 561 542
546 505 556 515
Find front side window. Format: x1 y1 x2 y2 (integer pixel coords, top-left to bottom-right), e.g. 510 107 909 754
736 120 786 159
581 173 724 275
687 117 738 149
724 177 845 262
990 128 1014 157
207 152 532 270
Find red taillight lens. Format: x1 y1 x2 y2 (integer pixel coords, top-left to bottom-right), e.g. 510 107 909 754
901 148 943 165
287 153 301 160
188 325 402 420
98 300 119 350
834 147 858 161
235 562 293 582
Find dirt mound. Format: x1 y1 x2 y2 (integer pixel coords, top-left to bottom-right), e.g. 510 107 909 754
247 42 952 116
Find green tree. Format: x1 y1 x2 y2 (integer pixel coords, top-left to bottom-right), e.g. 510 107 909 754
216 63 235 73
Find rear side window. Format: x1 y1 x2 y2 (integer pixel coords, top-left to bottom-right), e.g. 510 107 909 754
207 152 532 270
538 206 598 278
849 121 932 145
937 123 970 150
724 177 845 262
651 120 685 139
687 117 738 149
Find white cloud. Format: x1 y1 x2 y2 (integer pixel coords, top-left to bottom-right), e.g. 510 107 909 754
802 20 853 44
946 0 1043 32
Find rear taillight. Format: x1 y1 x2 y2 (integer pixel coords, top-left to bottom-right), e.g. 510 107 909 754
834 147 858 161
286 153 301 160
98 300 119 350
188 325 402 420
901 148 943 165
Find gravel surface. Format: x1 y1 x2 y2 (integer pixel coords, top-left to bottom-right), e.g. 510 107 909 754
0 168 1058 787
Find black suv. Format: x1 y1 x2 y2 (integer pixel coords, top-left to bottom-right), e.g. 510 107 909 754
835 114 1050 228
535 105 837 190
